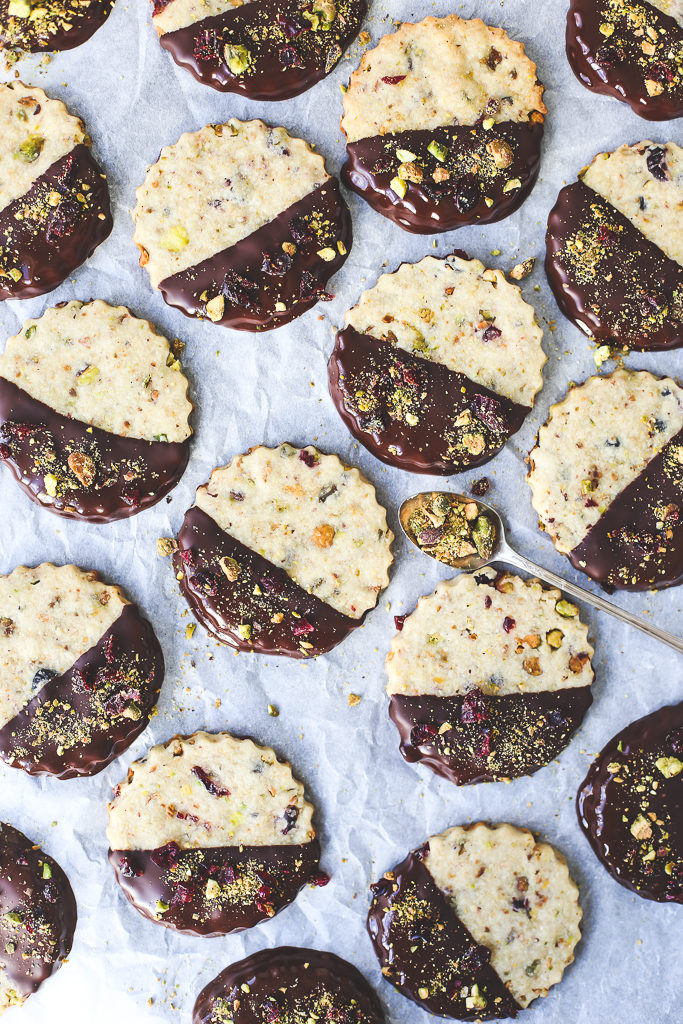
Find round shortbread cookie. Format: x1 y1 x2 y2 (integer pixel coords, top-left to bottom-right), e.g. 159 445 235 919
340 16 546 234
328 252 545 474
566 0 683 120
192 947 386 1024
527 368 683 590
107 731 322 936
0 82 112 300
151 0 367 101
0 300 193 522
0 823 76 1014
367 823 582 1020
0 563 164 779
386 570 594 785
133 119 351 331
578 701 683 903
546 141 683 351
0 0 114 54
173 442 393 657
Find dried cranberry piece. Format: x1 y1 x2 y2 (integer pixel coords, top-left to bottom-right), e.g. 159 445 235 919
417 526 445 546
189 571 220 596
649 61 674 85
121 489 142 509
646 147 669 182
220 864 237 884
460 942 488 972
171 883 194 905
289 214 313 242
482 325 502 342
105 688 141 717
667 727 683 754
298 448 319 468
512 896 531 916
279 44 303 67
373 153 394 174
2 422 41 438
596 44 626 69
282 806 299 834
292 618 314 636
410 723 438 746
299 270 332 301
471 393 507 433
262 995 282 1023
394 614 406 631
191 765 230 797
455 178 479 213
262 251 292 276
471 477 490 497
193 28 222 63
475 731 491 758
487 47 502 70
381 74 406 85
150 841 180 868
502 616 515 633
46 195 81 241
311 871 330 887
546 708 568 728
484 595 492 608
176 810 199 824
71 667 92 693
224 270 259 310
178 549 195 567
447 978 464 998
277 11 310 38
42 881 59 904
101 635 117 663
32 667 57 690
118 855 143 878
0 442 9 460
461 690 488 723
151 0 172 14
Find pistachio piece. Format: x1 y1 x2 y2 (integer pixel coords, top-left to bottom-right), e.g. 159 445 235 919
8 0 32 17
395 148 418 163
76 364 99 386
509 257 535 280
224 43 251 75
502 177 522 193
67 451 95 487
555 599 578 618
312 523 335 548
160 225 189 252
205 879 221 900
432 167 451 183
43 473 58 497
523 656 542 676
205 294 225 322
15 135 44 162
487 138 514 169
427 140 448 162
156 537 178 557
546 628 564 649
398 161 423 183
655 756 682 778
219 556 240 582
630 814 652 841
317 247 336 261
390 176 407 198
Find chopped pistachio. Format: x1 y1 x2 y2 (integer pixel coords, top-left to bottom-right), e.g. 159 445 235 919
267 704 279 717
237 623 252 641
427 140 447 162
8 0 32 17
389 176 407 198
395 148 417 163
219 556 240 582
630 814 652 840
8 268 22 283
41 862 52 880
185 623 196 640
555 599 578 618
546 629 564 649
317 247 336 261
224 43 251 74
655 756 682 778
509 257 535 280
15 135 44 162
502 177 522 193
156 537 177 557
160 224 189 252
43 474 58 497
205 294 225 322
205 879 221 900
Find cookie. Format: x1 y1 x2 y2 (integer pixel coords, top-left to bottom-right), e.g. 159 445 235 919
192 947 385 1024
340 16 546 234
0 299 193 522
577 701 682 903
134 119 351 331
152 0 367 100
566 1 683 120
0 0 113 54
546 141 683 351
0 563 164 779
0 82 112 300
0 822 76 1013
367 823 582 1020
173 443 393 657
528 368 683 590
328 253 545 473
107 731 322 936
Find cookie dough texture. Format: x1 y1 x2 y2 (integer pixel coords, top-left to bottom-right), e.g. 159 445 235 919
647 0 683 21
153 0 248 35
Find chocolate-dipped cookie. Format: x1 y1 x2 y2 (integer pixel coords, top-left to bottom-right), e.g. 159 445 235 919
386 570 594 785
107 731 323 936
566 1 683 120
577 702 682 903
0 823 76 1013
340 15 546 234
134 119 350 331
368 823 582 1020
173 443 393 657
329 253 545 474
151 0 366 100
0 0 113 54
0 563 163 779
193 947 385 1024
528 368 683 590
0 82 112 300
546 141 683 351
0 299 193 522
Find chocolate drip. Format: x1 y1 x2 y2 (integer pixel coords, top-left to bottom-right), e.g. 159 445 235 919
0 823 76 1002
161 0 367 101
109 840 321 937
577 702 683 903
0 0 114 53
158 181 351 332
328 327 529 475
569 425 683 590
173 506 361 658
0 604 164 780
342 121 543 235
546 179 683 351
0 378 190 523
193 946 385 1024
566 0 683 121
367 848 520 1020
0 144 112 300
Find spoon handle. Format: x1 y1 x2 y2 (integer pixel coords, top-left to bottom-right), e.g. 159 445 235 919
497 542 683 655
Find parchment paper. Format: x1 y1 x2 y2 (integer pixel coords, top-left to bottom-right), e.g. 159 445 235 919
1 1 681 1021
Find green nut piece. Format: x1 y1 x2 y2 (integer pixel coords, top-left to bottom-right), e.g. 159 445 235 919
15 135 44 162
8 0 32 17
546 629 564 649
555 599 578 618
224 43 251 75
655 756 682 778
390 176 407 199
471 515 495 559
427 140 448 162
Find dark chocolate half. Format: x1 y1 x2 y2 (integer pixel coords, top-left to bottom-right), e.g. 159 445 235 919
173 505 361 657
390 685 593 786
0 604 164 780
0 0 114 53
0 144 112 300
328 327 530 474
109 839 321 936
545 178 683 351
342 121 543 235
0 377 190 522
159 0 367 101
367 847 520 1020
0 822 76 1005
577 701 683 903
158 180 351 332
566 0 683 121
193 946 385 1024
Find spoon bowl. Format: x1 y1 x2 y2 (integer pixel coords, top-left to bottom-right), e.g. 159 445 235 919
399 490 502 571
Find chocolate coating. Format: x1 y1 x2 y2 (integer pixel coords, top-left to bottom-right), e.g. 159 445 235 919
342 121 543 235
173 506 361 657
159 181 351 332
577 702 683 903
160 0 367 101
193 946 385 1024
546 179 683 351
0 145 112 300
0 604 164 780
109 839 321 936
0 0 113 53
566 0 683 121
367 847 520 1020
0 377 190 523
0 823 76 1005
328 327 530 474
